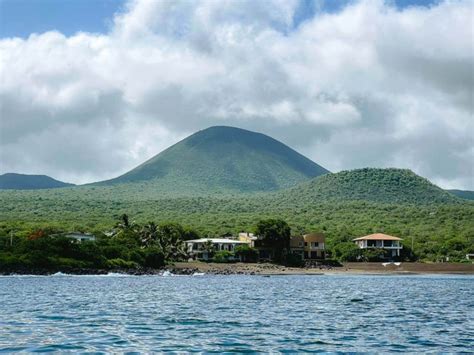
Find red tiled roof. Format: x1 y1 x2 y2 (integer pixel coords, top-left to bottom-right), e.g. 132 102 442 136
353 233 402 241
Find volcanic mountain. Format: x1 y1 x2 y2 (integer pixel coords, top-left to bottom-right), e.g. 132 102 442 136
97 126 329 193
0 173 74 190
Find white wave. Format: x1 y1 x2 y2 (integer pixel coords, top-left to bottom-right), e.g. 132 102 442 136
51 272 68 277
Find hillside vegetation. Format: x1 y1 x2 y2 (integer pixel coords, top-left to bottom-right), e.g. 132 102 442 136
0 173 74 190
95 126 329 193
280 168 459 204
1 168 472 262
447 189 474 201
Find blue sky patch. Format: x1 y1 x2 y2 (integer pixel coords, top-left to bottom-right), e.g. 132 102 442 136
0 0 442 39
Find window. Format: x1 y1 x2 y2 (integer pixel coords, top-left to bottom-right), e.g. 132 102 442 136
304 242 308 247
299 242 303 247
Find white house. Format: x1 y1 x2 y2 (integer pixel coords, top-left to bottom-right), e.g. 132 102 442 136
185 238 250 260
353 233 403 258
64 232 96 243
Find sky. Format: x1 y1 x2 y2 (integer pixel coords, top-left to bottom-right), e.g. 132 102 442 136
0 0 472 189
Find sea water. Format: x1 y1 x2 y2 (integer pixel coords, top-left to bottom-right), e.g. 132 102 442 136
0 274 472 352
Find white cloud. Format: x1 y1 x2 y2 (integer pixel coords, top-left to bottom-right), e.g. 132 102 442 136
0 0 472 188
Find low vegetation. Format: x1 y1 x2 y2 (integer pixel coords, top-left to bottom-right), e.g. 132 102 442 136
0 215 200 272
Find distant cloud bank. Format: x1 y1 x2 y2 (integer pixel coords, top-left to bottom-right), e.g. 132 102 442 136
0 0 472 189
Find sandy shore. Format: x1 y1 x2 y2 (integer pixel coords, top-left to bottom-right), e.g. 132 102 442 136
172 261 474 275
2 262 471 276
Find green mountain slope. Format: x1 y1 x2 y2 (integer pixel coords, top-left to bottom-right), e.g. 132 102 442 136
277 168 460 204
447 189 474 201
97 126 329 193
0 173 74 190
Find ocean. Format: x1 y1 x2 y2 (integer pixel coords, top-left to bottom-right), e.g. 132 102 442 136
0 274 472 352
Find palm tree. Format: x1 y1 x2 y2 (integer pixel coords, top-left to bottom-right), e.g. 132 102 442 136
117 214 130 229
157 224 187 261
202 239 215 260
113 214 138 237
140 222 159 248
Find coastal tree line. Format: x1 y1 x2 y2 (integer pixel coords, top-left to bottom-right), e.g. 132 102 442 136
0 215 290 271
0 211 473 273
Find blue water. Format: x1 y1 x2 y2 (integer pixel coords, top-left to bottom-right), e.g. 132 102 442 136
0 274 472 352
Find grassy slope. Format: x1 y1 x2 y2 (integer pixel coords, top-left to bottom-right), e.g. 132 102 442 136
95 126 329 193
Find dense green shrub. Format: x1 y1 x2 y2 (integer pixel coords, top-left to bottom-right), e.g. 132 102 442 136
0 253 21 268
49 257 88 269
144 248 165 268
332 242 361 262
213 251 234 263
284 253 305 267
234 245 258 262
255 219 291 262
106 258 138 269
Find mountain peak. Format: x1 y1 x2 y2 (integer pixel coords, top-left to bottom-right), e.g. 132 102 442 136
98 126 329 193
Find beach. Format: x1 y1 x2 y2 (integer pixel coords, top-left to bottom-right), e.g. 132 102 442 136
1 261 472 276
172 261 474 275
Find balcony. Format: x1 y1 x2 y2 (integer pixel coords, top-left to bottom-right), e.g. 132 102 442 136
364 241 402 249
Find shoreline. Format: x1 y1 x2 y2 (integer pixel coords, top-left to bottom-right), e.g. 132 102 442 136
172 261 474 276
1 262 472 276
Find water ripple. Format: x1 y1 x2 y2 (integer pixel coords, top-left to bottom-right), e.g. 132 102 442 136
0 274 472 352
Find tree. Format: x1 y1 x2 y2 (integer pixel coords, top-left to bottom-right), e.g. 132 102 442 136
202 239 215 259
213 250 234 263
156 223 187 260
255 219 291 261
182 227 200 241
144 247 165 268
140 222 159 248
117 214 132 230
332 242 360 262
361 248 388 262
112 214 139 242
234 245 258 262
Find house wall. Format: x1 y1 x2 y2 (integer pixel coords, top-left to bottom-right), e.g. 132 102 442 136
290 233 326 260
238 234 256 247
186 240 250 260
303 233 325 259
354 239 403 258
290 236 304 248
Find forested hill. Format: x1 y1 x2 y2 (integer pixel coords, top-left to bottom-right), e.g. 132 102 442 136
0 173 74 190
94 126 329 193
277 168 461 205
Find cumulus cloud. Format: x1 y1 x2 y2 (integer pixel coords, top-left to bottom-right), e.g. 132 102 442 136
0 0 472 188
